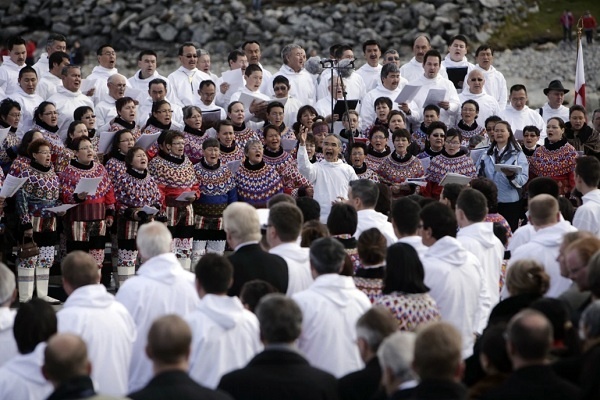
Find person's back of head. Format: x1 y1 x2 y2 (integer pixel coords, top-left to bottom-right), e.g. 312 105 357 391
223 202 261 245
61 251 100 293
391 197 421 237
470 177 500 214
575 156 600 190
413 322 462 381
42 333 90 388
240 279 278 313
587 251 600 299
195 253 233 296
377 331 417 395
506 259 550 297
527 177 559 200
479 324 512 375
580 300 600 342
309 237 347 276
506 309 553 365
528 298 574 351
440 183 465 211
420 202 458 241
349 179 379 210
456 188 488 226
357 228 387 267
267 193 296 208
300 220 329 248
0 262 16 307
327 202 357 236
295 197 321 223
356 306 397 356
383 243 429 294
146 314 192 369
268 202 304 243
137 221 173 261
375 183 392 217
528 194 559 227
256 293 302 344
14 298 57 354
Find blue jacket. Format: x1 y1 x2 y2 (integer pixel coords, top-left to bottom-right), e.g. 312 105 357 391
478 143 529 203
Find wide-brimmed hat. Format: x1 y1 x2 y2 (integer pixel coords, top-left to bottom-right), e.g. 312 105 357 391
544 80 570 95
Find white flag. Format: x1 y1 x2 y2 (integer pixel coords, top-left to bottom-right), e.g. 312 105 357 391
574 38 585 107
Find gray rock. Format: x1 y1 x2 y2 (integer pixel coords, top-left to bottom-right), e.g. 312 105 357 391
379 1 396 11
138 23 158 40
51 22 71 35
479 0 500 8
410 2 436 19
118 13 139 31
417 16 429 31
475 31 491 43
191 27 213 45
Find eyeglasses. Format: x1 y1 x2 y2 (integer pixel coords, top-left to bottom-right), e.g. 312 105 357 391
371 135 386 140
523 133 539 138
102 52 116 57
35 151 51 155
78 146 93 151
171 141 185 146
83 115 96 119
43 111 58 116
156 109 173 114
8 113 21 118
273 86 287 91
386 56 400 61
248 146 262 151
184 54 198 58
446 141 461 146
431 134 445 138
470 78 484 82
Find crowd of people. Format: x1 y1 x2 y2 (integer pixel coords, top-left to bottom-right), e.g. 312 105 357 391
0 30 599 399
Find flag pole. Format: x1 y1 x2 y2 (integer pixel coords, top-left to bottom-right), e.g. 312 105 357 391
574 17 586 107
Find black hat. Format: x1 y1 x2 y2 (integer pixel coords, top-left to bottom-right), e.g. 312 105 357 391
543 80 569 95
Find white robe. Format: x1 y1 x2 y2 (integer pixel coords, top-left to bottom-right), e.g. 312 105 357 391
507 222 577 298
36 72 63 100
11 87 43 136
356 63 382 92
230 86 271 121
355 209 397 247
508 214 567 253
193 101 227 121
475 64 508 110
458 91 501 128
292 274 371 377
316 70 366 102
412 74 460 125
397 235 429 259
539 102 570 124
297 145 358 223
86 65 120 104
0 307 17 367
359 82 407 132
0 56 25 96
115 252 200 392
57 284 136 396
47 86 95 140
269 242 314 295
167 66 211 108
136 98 184 128
95 96 118 132
0 342 53 400
186 294 262 389
573 189 600 236
32 53 49 78
268 64 316 106
499 104 546 144
400 57 448 83
422 236 490 358
456 222 504 323
281 96 303 129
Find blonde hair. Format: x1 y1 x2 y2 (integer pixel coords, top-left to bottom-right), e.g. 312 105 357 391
223 202 261 243
506 259 550 296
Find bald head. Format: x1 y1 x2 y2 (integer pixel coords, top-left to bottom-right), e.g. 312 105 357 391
61 251 100 294
506 309 553 362
146 315 192 367
107 73 127 99
528 194 559 227
43 333 90 386
466 70 485 94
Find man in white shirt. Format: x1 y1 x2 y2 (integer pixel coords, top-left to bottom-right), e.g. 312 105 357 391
400 36 431 83
539 80 570 123
315 76 346 121
47 65 94 140
455 189 504 321
197 48 220 82
167 42 211 108
116 222 200 392
441 34 476 91
348 179 396 246
419 202 490 358
32 33 67 79
572 156 600 236
57 251 136 396
293 237 371 377
87 44 124 104
230 64 270 121
391 197 428 258
474 45 508 110
458 69 501 127
271 75 303 128
95 73 127 131
0 299 56 400
500 84 546 144
316 44 366 101
508 195 577 298
137 78 184 127
267 202 314 295
128 49 169 94
297 131 358 222
356 39 383 92
186 253 261 389
215 49 249 109
268 43 316 106
36 51 69 100
412 50 461 126
0 36 27 97
12 66 43 134
242 40 273 94
193 80 227 120
0 263 17 367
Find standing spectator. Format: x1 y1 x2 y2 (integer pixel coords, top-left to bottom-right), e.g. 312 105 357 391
582 11 597 45
560 10 575 42
69 40 85 65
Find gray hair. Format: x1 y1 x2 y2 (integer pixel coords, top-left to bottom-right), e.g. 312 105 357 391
223 202 261 243
381 63 400 79
281 44 303 65
309 237 347 275
349 179 379 209
197 48 210 57
0 263 15 305
256 294 303 343
107 73 127 85
183 105 202 119
136 221 173 259
356 306 397 352
244 139 263 156
377 331 417 381
61 65 81 77
581 300 600 339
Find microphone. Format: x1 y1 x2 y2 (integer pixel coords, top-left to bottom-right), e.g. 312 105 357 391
305 56 324 75
336 58 355 79
319 58 336 67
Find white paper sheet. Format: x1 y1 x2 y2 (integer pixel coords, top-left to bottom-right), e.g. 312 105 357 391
80 79 97 93
201 110 222 123
395 85 421 104
271 97 288 106
227 160 242 175
0 174 28 198
221 69 244 96
175 191 197 202
239 92 268 112
141 205 159 215
282 139 297 152
97 130 116 154
135 132 161 150
45 204 78 213
423 88 446 107
494 164 523 173
124 87 144 102
439 172 472 186
74 177 102 196
419 157 431 171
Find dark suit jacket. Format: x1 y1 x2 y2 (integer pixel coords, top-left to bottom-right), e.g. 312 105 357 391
338 357 386 400
227 243 289 296
411 379 467 400
218 348 338 400
481 365 580 400
128 370 233 400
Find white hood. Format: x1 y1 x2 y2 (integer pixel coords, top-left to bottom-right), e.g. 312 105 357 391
4 342 47 385
458 222 497 249
0 308 15 332
91 65 118 78
424 236 469 267
310 274 361 307
271 243 309 264
196 294 247 330
63 284 115 309
56 85 83 98
531 221 576 248
583 189 600 206
138 253 195 285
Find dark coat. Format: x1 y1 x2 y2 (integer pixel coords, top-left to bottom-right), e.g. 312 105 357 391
338 357 386 400
218 349 339 400
128 370 233 400
227 243 289 296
